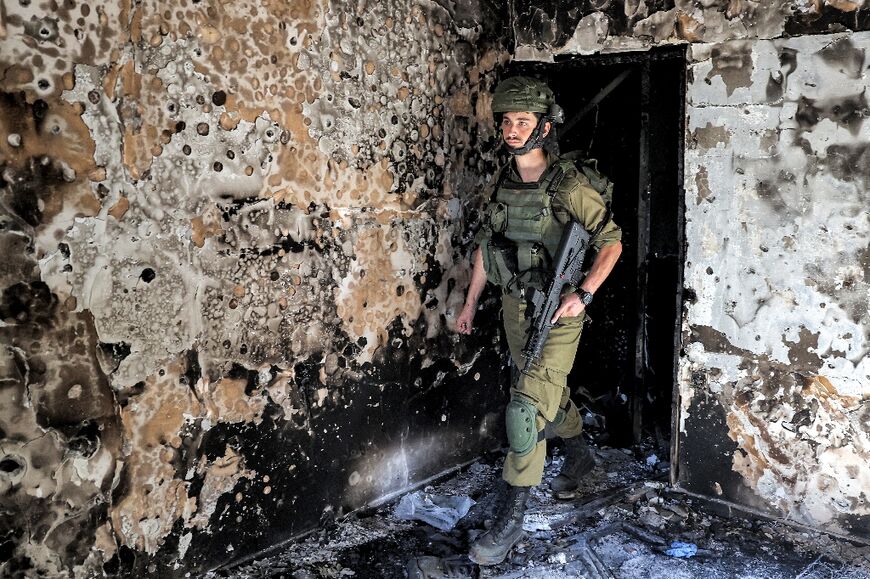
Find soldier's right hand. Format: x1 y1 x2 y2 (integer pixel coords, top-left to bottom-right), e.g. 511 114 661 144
455 305 475 334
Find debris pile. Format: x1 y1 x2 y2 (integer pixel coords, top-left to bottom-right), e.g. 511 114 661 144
213 442 870 579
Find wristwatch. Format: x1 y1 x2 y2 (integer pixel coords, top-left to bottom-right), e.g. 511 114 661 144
577 289 594 306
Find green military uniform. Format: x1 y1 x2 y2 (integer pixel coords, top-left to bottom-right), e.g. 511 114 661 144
476 155 622 487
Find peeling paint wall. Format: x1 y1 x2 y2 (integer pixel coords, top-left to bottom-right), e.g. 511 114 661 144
681 32 869 539
510 0 870 59
507 0 869 541
1 0 508 576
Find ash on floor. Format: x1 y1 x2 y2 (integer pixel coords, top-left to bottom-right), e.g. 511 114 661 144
211 442 870 579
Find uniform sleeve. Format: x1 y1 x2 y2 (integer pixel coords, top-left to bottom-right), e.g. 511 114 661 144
551 169 622 250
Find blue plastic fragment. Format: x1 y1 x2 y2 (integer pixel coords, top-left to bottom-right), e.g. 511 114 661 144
665 541 698 558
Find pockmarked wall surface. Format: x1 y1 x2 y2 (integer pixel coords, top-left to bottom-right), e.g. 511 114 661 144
505 0 869 541
680 32 870 540
510 0 870 58
0 0 509 576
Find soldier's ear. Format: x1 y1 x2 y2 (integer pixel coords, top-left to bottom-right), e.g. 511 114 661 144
542 121 552 138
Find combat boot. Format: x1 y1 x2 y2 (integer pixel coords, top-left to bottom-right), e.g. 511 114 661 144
468 485 529 566
549 436 595 492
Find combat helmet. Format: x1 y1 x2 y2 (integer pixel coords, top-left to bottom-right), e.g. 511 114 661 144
492 76 564 155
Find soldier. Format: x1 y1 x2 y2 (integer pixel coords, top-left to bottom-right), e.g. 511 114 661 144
455 76 623 565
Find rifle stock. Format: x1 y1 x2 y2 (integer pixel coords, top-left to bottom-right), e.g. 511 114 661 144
521 221 590 373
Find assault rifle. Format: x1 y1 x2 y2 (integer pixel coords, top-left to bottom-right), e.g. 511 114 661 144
521 221 590 374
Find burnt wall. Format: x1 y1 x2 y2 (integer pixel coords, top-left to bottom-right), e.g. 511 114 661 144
510 0 870 58
0 0 510 576
506 0 869 541
681 32 869 539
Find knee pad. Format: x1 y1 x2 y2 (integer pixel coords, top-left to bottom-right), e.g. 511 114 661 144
506 397 542 456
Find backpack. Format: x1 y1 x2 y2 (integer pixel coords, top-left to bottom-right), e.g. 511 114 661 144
560 151 614 214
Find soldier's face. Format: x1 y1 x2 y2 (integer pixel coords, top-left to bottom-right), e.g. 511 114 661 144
501 112 549 149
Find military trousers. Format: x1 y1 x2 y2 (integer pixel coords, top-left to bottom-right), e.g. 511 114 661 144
501 292 585 487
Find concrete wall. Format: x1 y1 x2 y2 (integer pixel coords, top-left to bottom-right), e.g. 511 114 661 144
681 31 869 540
508 0 869 540
0 0 509 576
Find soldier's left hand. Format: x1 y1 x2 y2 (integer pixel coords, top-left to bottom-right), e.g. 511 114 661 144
551 292 585 324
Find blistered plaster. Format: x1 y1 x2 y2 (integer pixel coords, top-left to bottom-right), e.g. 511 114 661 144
681 32 869 536
1 0 507 575
511 0 870 59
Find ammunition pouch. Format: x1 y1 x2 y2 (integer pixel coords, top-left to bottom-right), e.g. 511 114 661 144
481 234 517 288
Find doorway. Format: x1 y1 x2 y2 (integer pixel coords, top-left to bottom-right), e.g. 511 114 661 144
508 46 687 449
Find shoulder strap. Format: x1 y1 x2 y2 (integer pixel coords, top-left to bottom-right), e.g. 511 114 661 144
493 156 599 207
545 166 565 199
545 158 579 198
489 164 511 201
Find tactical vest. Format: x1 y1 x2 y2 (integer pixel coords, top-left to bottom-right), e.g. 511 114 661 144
481 160 575 292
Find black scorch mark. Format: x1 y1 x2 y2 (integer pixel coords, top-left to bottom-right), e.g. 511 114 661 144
706 42 753 97
795 92 870 136
817 37 866 79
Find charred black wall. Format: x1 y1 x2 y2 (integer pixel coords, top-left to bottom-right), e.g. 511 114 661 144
0 0 514 576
